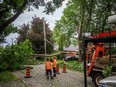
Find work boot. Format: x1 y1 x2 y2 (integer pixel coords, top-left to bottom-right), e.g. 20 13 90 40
54 74 56 77
47 76 49 79
51 77 54 79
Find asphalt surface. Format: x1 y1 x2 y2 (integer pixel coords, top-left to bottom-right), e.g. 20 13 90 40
12 64 95 87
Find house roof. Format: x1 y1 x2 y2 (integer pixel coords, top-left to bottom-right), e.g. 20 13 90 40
63 44 78 51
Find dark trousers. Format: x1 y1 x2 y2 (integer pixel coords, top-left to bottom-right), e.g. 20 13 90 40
46 69 52 79
53 67 56 77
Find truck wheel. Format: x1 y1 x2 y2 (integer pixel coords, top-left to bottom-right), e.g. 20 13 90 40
94 73 103 87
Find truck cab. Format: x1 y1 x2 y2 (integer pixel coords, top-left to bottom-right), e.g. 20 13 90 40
86 30 116 87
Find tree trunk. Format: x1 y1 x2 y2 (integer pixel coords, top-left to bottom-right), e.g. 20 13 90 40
78 10 84 61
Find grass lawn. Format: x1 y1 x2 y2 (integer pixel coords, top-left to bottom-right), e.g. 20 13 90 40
0 71 18 83
57 60 83 72
24 58 45 65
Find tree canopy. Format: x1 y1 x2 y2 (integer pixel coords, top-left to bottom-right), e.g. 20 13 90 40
0 0 65 33
53 0 116 51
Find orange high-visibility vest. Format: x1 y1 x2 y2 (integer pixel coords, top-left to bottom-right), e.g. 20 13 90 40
46 61 52 70
51 62 53 69
53 59 57 68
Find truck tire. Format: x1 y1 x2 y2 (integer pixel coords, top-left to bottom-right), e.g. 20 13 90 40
93 73 103 87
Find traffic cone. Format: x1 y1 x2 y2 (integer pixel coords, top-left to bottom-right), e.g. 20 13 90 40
56 64 60 74
24 67 32 78
62 64 67 73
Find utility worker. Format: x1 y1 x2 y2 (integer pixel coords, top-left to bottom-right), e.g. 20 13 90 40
53 56 57 77
45 58 53 79
50 58 54 77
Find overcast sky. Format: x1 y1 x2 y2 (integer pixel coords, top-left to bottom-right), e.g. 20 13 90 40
13 1 67 29
4 1 67 45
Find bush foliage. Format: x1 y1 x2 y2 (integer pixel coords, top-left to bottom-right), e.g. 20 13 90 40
111 47 116 54
57 60 83 71
0 39 34 71
0 71 18 82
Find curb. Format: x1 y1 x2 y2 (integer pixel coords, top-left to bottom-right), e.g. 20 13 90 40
12 73 30 87
21 79 30 87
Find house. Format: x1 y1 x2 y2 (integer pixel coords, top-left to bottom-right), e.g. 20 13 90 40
63 44 78 57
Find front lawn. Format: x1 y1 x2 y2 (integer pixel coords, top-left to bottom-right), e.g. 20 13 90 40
57 60 83 71
0 71 18 83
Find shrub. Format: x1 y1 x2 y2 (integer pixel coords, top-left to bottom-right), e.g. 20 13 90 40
57 60 83 71
111 47 116 54
0 39 34 71
0 71 18 82
102 65 112 77
57 53 65 60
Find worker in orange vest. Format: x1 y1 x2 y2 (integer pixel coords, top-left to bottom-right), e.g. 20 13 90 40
53 56 57 77
45 58 53 79
50 58 54 77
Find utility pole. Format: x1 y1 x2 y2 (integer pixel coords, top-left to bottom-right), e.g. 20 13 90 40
11 38 14 45
43 18 46 60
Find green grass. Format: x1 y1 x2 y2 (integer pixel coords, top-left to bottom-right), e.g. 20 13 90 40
57 60 83 72
24 58 39 65
0 71 18 83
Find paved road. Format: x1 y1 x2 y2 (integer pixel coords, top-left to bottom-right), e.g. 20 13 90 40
13 64 95 87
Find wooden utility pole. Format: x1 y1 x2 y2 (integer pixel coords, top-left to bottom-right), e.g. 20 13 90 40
11 38 14 45
43 18 46 60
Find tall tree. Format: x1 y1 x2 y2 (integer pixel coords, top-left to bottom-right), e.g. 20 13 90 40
17 23 29 43
17 16 53 54
53 0 116 56
91 0 116 33
53 21 65 51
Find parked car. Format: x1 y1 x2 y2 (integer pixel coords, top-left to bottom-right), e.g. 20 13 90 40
98 75 116 87
64 55 79 62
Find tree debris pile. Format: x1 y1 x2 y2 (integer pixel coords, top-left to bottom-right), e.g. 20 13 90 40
93 54 116 69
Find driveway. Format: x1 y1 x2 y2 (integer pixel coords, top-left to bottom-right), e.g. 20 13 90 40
13 64 95 87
